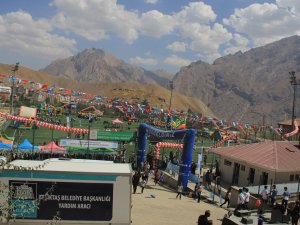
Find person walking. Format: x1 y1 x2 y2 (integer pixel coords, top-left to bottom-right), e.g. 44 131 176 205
234 189 245 213
176 183 183 199
197 182 204 203
260 185 269 209
244 187 250 210
282 187 291 213
140 179 146 194
290 200 300 225
132 171 141 194
270 185 278 207
205 170 211 190
198 210 211 225
220 187 232 208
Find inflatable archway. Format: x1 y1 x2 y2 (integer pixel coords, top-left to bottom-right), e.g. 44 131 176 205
152 142 183 169
137 123 195 191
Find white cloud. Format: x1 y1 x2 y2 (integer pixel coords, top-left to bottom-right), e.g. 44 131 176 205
130 56 158 66
0 10 76 61
52 0 140 43
167 42 187 52
223 2 300 47
145 0 159 4
50 0 233 64
164 55 192 67
175 2 217 24
174 2 232 61
223 34 250 55
140 10 176 37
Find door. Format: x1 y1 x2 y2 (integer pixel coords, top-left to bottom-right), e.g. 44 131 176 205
262 172 268 185
248 168 255 185
232 163 240 185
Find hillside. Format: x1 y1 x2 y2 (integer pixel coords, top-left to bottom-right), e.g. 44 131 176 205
0 64 214 116
173 35 300 124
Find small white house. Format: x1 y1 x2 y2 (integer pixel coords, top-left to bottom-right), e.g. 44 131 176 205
210 141 300 187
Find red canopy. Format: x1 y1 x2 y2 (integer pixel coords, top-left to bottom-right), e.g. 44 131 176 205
40 141 66 153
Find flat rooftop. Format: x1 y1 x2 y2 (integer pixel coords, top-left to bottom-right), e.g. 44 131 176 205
5 158 132 175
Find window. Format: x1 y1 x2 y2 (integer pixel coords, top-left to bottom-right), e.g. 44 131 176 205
241 165 245 171
290 174 295 182
224 159 232 166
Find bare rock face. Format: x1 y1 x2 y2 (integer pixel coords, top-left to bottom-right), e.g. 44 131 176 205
41 48 171 86
173 35 300 124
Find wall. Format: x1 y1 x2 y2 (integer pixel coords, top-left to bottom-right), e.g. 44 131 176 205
218 156 277 186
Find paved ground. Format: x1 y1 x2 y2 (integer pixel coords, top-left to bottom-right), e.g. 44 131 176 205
131 178 229 225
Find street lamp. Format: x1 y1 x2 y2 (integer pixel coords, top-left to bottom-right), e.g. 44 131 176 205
289 71 300 131
168 80 174 111
10 62 19 114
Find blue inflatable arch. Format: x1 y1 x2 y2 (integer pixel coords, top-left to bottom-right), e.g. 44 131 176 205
137 123 195 191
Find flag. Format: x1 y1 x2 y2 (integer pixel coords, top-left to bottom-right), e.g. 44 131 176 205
65 89 71 95
197 153 202 178
22 80 29 84
84 93 92 99
41 84 48 90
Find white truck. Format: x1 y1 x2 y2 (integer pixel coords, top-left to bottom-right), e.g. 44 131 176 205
0 158 132 225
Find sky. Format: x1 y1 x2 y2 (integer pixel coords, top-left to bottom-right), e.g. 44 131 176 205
0 0 299 74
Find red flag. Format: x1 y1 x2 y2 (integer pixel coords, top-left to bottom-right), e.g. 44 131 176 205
65 89 71 95
84 93 92 99
42 84 48 90
22 80 29 84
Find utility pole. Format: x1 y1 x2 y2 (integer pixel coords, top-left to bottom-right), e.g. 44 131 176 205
168 80 174 111
10 62 19 114
289 71 299 131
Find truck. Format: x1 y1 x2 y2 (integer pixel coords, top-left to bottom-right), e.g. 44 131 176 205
0 158 132 225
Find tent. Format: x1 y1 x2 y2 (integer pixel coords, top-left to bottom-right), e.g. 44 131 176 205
0 141 12 150
17 139 39 151
39 141 67 154
112 118 124 124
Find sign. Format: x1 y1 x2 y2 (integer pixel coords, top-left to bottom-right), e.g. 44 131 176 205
97 131 136 142
10 181 113 221
60 139 118 148
90 129 98 140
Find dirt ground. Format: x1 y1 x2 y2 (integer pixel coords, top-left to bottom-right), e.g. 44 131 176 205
131 178 228 225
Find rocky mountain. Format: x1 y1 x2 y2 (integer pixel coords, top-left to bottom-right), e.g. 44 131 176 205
41 48 171 86
173 35 300 125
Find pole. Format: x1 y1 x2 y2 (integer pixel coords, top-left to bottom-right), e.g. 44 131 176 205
87 121 91 151
292 83 296 130
169 81 174 111
290 71 297 132
32 122 36 160
10 62 19 114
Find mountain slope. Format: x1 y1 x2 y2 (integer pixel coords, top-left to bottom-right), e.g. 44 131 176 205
0 64 214 116
41 48 171 86
173 35 300 124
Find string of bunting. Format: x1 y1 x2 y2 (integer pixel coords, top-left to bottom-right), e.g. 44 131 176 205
0 111 88 134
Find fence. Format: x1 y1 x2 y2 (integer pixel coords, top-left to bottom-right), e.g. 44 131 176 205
165 162 201 184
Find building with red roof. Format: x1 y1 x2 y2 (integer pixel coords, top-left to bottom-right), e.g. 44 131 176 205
209 141 300 187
